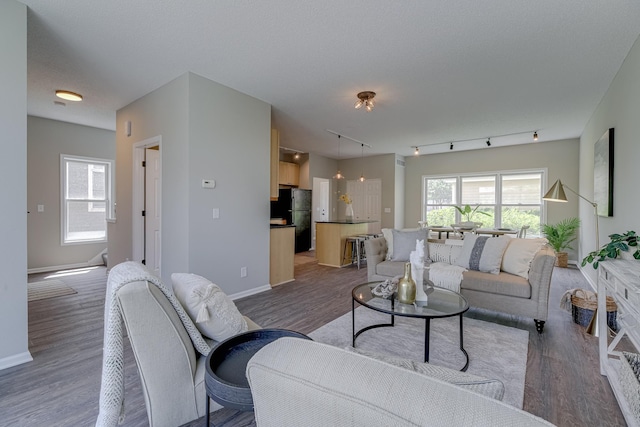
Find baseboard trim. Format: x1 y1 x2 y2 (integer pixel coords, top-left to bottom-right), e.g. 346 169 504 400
0 351 33 371
28 261 105 274
229 284 271 301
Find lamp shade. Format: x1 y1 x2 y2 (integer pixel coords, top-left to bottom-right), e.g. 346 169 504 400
543 179 568 202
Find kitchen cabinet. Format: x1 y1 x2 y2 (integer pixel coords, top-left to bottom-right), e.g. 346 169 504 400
270 226 295 286
315 221 371 267
270 129 280 200
279 161 299 187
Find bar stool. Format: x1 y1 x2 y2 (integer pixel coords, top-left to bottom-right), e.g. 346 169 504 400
343 236 366 269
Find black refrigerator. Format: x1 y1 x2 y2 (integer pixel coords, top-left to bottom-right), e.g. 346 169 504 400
271 188 312 253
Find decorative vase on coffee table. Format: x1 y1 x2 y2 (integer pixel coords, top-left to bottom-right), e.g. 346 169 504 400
397 262 416 304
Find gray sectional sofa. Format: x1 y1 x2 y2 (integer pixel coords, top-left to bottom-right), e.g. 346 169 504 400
363 236 556 332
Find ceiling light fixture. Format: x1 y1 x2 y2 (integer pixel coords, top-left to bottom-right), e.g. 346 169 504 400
450 142 454 150
413 129 539 153
533 131 538 141
354 91 376 112
486 138 491 147
333 135 344 180
359 143 366 182
55 90 83 102
414 147 420 156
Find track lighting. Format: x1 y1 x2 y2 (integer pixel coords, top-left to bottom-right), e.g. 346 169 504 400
486 138 491 147
533 131 538 141
414 147 419 156
413 129 538 154
450 142 454 150
359 144 366 182
333 135 344 179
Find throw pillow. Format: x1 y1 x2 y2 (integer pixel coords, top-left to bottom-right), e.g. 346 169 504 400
171 273 248 341
428 243 463 264
391 229 429 262
501 238 549 279
454 235 511 275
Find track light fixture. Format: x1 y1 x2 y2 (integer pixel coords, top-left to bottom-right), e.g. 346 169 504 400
359 144 366 182
533 131 538 141
354 91 376 112
413 129 539 154
333 135 344 180
486 138 491 147
414 147 419 156
450 142 454 150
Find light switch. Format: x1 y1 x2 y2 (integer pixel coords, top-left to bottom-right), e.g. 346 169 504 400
38 204 44 212
212 208 220 219
202 179 216 189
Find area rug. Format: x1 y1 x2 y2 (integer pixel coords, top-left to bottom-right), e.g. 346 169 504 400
28 279 77 301
309 306 529 408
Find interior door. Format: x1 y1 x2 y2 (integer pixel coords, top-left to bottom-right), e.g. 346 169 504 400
312 178 330 250
145 147 161 275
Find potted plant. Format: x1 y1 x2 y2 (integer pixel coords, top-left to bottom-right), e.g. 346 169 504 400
581 231 640 269
542 217 580 267
454 204 490 227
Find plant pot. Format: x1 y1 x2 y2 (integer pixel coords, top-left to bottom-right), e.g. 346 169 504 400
556 252 568 268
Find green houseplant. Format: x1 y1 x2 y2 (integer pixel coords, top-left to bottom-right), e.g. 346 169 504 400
454 205 490 224
542 217 580 267
581 231 640 269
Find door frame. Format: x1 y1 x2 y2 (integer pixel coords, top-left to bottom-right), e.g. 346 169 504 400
132 135 162 264
311 177 330 250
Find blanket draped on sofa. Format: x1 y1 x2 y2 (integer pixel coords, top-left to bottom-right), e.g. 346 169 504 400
96 262 211 427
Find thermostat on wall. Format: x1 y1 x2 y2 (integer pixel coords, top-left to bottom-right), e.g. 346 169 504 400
202 179 216 189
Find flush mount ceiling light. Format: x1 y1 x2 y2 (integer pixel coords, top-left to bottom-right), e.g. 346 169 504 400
55 90 83 102
354 91 376 112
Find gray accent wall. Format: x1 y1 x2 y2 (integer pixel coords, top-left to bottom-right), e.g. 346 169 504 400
111 72 271 295
27 117 115 270
0 0 29 369
404 139 580 258
580 33 640 286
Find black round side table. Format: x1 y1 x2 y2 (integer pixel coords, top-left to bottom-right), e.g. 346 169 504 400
204 328 310 426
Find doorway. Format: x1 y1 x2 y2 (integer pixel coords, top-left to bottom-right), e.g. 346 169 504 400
311 177 330 250
132 136 162 276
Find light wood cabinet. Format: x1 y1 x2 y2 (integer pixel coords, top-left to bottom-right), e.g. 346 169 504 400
270 226 295 286
598 260 640 427
278 161 299 187
270 129 280 200
315 222 369 267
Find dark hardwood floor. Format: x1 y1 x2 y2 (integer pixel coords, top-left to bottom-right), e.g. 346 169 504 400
0 254 628 426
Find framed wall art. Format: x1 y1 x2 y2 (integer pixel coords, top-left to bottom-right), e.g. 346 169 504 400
593 128 614 217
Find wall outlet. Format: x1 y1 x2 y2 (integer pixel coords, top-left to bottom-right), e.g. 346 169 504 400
37 204 44 212
240 267 247 278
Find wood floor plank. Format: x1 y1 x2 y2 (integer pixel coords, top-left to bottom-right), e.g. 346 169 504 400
0 257 629 426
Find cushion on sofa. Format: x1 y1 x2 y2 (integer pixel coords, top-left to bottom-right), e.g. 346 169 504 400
462 270 531 298
346 346 505 401
501 238 549 279
428 242 463 264
375 260 407 278
390 229 428 261
455 235 510 274
172 273 248 341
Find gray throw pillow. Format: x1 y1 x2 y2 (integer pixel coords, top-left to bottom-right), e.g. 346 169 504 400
390 229 428 262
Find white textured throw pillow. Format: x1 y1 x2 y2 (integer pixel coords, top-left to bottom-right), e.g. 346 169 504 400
171 273 248 341
501 238 548 279
455 235 511 275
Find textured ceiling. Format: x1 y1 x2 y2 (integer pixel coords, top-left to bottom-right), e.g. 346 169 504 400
21 0 640 158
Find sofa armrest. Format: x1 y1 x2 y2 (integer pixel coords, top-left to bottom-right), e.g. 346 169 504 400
527 245 556 320
364 237 387 281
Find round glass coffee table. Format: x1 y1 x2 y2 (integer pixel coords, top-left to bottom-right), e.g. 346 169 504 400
352 282 470 371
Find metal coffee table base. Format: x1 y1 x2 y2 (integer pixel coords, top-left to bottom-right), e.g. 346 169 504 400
352 298 469 371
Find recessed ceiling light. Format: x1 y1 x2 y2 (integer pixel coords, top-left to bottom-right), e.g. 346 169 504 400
55 90 83 102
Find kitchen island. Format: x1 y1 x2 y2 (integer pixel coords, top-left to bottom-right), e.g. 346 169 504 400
315 221 378 268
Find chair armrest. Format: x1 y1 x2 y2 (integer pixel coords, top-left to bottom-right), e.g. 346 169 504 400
364 237 387 280
527 245 556 320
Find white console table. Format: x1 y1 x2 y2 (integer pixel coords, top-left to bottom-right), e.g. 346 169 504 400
598 260 640 427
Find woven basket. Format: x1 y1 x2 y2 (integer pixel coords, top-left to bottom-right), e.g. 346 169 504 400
619 352 640 423
570 289 618 330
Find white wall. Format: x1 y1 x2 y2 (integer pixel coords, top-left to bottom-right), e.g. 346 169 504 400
27 116 115 271
579 34 640 285
0 0 30 369
112 72 271 295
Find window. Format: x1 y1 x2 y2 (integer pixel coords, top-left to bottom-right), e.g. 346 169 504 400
61 155 113 244
423 170 544 236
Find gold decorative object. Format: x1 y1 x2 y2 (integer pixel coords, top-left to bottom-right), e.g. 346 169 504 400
397 262 416 304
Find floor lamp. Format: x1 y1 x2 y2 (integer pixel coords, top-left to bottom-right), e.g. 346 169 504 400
543 179 600 335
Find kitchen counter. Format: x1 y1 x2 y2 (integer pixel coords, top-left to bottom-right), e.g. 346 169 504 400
318 220 378 224
315 222 374 268
270 226 295 286
270 224 295 228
